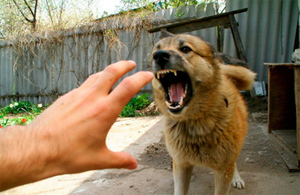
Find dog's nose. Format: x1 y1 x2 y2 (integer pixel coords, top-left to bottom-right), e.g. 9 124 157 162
153 50 170 66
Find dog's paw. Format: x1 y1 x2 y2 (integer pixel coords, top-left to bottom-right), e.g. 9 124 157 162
231 177 245 189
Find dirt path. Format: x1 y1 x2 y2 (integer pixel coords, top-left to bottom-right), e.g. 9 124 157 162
1 114 300 195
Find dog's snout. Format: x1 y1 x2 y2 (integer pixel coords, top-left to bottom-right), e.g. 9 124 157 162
153 50 170 66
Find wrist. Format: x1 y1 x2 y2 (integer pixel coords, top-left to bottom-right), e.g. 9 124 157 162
0 125 64 191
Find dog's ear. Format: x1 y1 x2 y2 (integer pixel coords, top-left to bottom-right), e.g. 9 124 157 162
160 29 175 39
206 41 216 58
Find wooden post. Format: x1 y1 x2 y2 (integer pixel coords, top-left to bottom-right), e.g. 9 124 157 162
295 67 300 166
228 14 247 62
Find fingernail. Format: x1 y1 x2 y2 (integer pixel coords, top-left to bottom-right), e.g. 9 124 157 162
145 71 154 77
127 162 138 170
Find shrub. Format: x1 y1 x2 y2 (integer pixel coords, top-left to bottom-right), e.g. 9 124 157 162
0 101 44 128
1 101 42 115
120 93 151 117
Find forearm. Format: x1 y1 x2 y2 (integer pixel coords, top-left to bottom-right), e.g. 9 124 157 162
0 125 62 191
0 61 153 191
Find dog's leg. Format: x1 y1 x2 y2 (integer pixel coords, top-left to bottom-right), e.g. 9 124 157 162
213 164 235 195
173 160 194 195
231 163 245 189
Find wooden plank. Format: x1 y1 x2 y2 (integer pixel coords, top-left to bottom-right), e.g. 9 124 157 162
272 130 297 153
295 67 300 166
269 131 300 172
160 16 231 34
267 66 272 132
267 66 296 131
228 14 247 62
148 8 248 33
265 63 300 66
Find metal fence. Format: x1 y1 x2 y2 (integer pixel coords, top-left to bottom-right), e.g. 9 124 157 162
0 1 298 107
224 0 298 81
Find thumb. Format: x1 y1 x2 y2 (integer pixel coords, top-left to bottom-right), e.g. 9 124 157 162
106 151 138 170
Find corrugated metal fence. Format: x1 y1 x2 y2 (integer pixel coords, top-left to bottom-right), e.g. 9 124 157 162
0 1 298 107
225 0 298 81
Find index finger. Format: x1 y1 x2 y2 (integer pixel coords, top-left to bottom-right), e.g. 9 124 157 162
109 71 154 110
90 61 137 93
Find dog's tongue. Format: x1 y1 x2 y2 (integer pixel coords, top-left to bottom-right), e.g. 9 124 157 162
170 82 184 102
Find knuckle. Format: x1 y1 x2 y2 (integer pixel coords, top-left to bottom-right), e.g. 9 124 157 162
104 65 119 76
88 73 99 80
89 100 110 118
121 77 135 94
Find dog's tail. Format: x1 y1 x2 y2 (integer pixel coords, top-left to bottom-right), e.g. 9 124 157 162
221 65 256 90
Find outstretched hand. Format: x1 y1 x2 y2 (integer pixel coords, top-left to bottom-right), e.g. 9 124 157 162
0 61 154 191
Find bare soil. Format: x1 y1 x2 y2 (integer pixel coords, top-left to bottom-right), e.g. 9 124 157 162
1 98 300 195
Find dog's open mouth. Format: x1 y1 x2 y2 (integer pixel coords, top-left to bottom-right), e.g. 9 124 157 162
156 69 193 113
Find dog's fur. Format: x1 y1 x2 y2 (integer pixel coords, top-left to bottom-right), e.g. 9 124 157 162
150 34 256 195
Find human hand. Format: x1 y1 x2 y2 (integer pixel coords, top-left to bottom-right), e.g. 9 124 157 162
0 61 153 191
29 61 153 175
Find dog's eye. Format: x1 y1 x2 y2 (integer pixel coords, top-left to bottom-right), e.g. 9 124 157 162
180 46 192 53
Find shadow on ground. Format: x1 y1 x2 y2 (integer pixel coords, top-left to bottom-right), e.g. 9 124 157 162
69 113 300 195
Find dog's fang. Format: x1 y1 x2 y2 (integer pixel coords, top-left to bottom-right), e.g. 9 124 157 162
165 101 172 107
168 88 172 102
157 73 160 79
184 84 188 96
173 70 177 76
179 97 184 106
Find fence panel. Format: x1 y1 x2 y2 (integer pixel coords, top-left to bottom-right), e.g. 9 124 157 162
0 2 298 107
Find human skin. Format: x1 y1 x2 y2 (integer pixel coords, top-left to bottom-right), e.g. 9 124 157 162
0 60 154 191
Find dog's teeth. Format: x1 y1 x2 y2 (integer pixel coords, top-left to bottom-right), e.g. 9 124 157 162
165 101 172 107
173 104 181 109
157 73 160 79
174 70 177 76
179 97 184 106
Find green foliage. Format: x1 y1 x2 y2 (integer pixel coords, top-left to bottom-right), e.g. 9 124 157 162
0 101 44 128
1 101 42 115
121 0 155 11
120 0 213 11
120 93 151 117
1 116 34 127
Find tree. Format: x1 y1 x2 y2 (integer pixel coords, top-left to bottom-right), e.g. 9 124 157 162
120 0 214 11
0 0 95 39
12 0 39 31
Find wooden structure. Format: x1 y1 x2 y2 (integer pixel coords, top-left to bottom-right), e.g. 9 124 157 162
265 63 300 171
148 8 248 62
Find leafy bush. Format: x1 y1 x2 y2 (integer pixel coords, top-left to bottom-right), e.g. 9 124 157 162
0 116 32 127
120 93 151 117
0 101 44 128
1 101 42 115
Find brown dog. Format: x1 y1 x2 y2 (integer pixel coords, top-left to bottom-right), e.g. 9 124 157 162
150 34 256 195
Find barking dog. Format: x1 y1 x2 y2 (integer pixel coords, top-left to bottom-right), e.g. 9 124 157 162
150 34 256 195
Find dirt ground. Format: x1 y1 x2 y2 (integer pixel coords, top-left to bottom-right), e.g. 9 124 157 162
1 98 300 195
